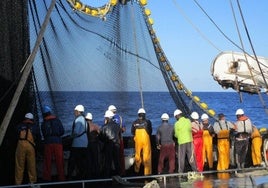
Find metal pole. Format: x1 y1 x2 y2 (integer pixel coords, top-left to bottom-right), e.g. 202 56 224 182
0 0 57 146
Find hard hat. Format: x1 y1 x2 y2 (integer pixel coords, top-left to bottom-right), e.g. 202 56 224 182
74 104 84 112
235 108 244 115
42 105 51 113
201 113 209 120
108 105 117 111
161 113 169 120
173 109 182 117
25 113 34 120
85 112 93 120
104 110 114 118
191 112 199 119
138 108 146 114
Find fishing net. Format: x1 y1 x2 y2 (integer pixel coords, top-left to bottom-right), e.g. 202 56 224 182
0 0 217 185
0 0 217 138
28 0 216 126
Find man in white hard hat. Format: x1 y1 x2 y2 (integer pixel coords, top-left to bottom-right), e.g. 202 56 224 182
85 112 101 178
191 111 203 172
108 104 126 175
100 110 121 177
234 108 253 170
67 104 88 180
156 113 175 175
131 108 152 175
15 113 39 185
201 113 214 170
174 109 197 175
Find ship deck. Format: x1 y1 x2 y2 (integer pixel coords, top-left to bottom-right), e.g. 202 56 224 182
2 167 267 188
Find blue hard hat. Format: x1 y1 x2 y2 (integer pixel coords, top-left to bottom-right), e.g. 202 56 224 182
43 105 51 113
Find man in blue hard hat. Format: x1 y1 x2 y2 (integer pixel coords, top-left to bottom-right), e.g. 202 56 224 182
41 105 65 182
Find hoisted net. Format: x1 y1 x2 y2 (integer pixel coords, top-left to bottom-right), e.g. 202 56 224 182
28 0 216 134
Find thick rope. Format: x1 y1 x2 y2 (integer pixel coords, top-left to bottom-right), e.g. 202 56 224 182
131 4 144 109
235 0 268 115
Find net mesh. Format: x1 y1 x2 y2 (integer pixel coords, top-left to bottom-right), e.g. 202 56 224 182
28 0 215 127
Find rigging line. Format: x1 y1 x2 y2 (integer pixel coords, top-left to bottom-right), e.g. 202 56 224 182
229 1 258 87
236 0 268 90
192 0 252 58
0 0 57 146
130 3 144 108
236 0 268 114
30 0 59 107
172 0 221 52
0 0 56 105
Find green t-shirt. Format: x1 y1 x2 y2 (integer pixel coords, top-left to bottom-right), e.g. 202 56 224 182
174 116 193 144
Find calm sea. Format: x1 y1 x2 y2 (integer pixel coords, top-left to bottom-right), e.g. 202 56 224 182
49 91 268 136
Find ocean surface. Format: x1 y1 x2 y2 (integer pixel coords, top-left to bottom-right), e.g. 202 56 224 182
48 91 268 136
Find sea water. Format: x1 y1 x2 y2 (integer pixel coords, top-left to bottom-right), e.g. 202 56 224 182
48 91 268 136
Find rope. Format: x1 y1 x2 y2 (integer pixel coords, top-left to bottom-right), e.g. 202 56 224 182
171 0 221 52
236 0 268 90
131 4 144 108
235 0 268 115
0 0 57 146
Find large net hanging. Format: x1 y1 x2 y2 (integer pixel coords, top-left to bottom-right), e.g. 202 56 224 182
28 0 216 134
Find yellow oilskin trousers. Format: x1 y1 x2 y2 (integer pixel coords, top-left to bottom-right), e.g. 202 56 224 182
15 141 37 185
217 130 230 171
202 130 213 169
251 127 262 166
134 129 152 175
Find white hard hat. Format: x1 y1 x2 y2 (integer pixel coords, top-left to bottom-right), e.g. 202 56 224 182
173 109 182 117
74 105 84 112
108 105 117 111
161 113 169 120
138 108 146 114
191 112 199 120
25 113 34 120
104 110 114 118
201 113 209 120
235 108 244 115
85 112 93 120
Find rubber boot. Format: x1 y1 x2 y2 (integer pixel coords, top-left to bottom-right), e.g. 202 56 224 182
241 163 245 172
235 154 241 169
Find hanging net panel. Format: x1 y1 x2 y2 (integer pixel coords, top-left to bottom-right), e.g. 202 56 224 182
28 0 216 133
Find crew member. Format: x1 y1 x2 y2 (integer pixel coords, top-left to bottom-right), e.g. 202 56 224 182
191 111 203 172
174 109 197 173
67 104 88 180
251 126 262 167
234 108 253 169
15 113 39 185
131 108 152 175
213 113 235 171
85 112 101 178
201 113 214 170
100 110 121 177
156 113 175 174
41 105 65 181
108 105 126 175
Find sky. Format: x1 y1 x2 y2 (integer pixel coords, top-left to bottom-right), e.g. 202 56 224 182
81 0 268 91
